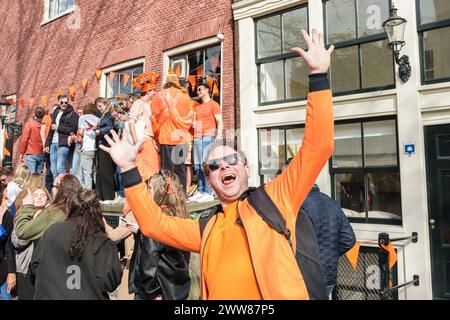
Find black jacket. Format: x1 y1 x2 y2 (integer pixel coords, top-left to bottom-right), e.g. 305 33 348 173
301 185 356 287
0 209 16 285
129 231 191 300
97 111 116 147
45 105 79 148
30 220 122 300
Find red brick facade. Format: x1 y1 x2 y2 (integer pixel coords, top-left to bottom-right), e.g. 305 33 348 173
0 0 234 166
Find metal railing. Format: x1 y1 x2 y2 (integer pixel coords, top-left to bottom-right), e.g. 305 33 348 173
335 232 419 300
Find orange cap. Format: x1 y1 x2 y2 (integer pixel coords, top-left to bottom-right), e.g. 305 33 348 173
131 72 159 92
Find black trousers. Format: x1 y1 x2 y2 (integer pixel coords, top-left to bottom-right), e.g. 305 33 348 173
160 144 188 191
16 271 34 300
96 148 117 201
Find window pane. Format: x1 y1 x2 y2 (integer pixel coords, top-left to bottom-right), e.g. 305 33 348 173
59 0 68 13
285 57 308 99
333 123 362 168
282 8 308 53
364 120 397 166
423 26 450 81
205 46 221 103
326 0 356 43
360 40 394 88
130 65 143 94
357 0 389 37
420 0 450 24
335 173 366 217
286 128 304 160
50 0 58 18
257 15 282 58
367 172 402 220
331 46 360 93
119 71 132 97
259 128 286 177
188 50 204 78
260 60 284 103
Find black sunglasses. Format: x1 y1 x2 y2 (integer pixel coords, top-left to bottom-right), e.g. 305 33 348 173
204 153 244 172
60 101 68 105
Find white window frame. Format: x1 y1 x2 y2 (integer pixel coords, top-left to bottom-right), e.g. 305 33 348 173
42 0 76 25
99 58 146 98
163 36 224 107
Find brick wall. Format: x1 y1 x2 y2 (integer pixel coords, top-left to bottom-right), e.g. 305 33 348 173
0 0 235 166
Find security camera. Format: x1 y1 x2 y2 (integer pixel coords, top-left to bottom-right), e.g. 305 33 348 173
216 33 224 41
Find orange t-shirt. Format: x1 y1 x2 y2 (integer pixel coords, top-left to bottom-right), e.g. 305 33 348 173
42 114 52 138
203 202 262 299
152 88 192 145
194 100 221 138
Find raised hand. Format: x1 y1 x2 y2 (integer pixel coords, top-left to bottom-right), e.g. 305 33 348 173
291 28 334 75
99 129 144 173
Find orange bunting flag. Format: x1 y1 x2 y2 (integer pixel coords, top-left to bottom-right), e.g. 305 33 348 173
29 98 34 108
212 81 219 96
3 147 11 157
188 75 196 90
55 90 61 98
123 73 131 86
82 79 88 92
96 70 102 81
19 99 25 108
42 95 48 107
69 85 76 97
109 72 116 83
345 242 360 271
175 65 181 77
380 243 398 270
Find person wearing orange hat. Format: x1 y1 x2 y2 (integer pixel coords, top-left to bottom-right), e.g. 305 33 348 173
151 68 193 191
128 72 160 182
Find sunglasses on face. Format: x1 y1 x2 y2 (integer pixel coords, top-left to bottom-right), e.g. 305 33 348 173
204 153 244 172
60 101 68 105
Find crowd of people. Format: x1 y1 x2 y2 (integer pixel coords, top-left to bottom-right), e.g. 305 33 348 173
0 29 356 300
16 67 223 205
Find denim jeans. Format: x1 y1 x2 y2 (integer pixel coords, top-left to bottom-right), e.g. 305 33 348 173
71 144 82 184
0 281 12 300
50 143 59 181
57 146 71 176
80 150 96 189
193 136 214 195
115 167 125 198
25 154 45 173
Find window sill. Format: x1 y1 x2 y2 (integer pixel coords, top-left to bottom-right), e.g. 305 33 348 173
253 99 308 113
41 8 74 26
418 81 450 93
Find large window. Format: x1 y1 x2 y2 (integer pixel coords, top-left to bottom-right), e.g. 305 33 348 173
258 126 304 183
330 118 402 224
105 64 143 99
255 6 309 105
170 45 222 104
418 0 450 84
48 0 74 19
324 0 395 95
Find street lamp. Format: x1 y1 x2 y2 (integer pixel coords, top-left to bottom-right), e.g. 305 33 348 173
383 4 411 83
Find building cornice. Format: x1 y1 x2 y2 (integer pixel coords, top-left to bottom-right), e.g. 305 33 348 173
232 0 307 21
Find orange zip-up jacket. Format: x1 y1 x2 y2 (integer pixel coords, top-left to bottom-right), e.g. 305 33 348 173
123 74 334 299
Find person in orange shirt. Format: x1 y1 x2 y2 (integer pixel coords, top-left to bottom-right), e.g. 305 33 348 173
128 72 160 182
101 29 334 300
151 69 193 191
188 83 223 203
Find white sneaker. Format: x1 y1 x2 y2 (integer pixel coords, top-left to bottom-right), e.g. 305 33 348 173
188 192 204 202
110 196 125 205
100 200 113 205
196 193 214 203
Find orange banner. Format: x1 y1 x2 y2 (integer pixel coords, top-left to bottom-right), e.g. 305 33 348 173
3 147 10 157
188 75 196 90
345 242 360 271
42 95 48 107
69 85 76 97
175 65 181 77
96 70 102 80
82 79 88 91
19 99 25 108
55 90 61 98
380 243 398 270
29 98 34 108
123 73 131 86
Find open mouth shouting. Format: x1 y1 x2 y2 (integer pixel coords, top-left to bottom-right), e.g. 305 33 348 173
221 172 236 186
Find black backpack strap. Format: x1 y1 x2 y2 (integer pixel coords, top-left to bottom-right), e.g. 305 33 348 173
199 204 222 237
247 186 292 247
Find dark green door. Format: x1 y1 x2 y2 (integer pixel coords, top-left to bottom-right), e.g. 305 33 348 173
425 124 450 299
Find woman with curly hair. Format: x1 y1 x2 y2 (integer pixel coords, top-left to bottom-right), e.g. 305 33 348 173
30 189 122 300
